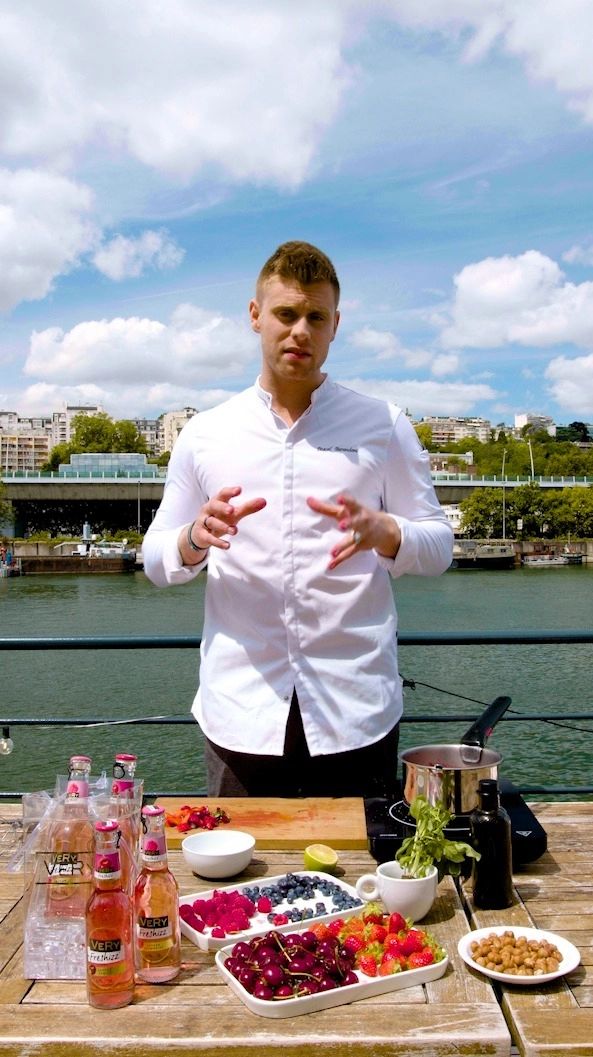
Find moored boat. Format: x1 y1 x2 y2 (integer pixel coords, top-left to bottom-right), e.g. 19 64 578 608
522 548 584 567
450 541 516 569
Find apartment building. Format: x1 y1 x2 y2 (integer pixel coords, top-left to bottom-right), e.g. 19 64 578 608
158 407 197 455
418 416 493 445
50 405 105 447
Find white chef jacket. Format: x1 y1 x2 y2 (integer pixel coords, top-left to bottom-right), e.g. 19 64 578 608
142 377 453 756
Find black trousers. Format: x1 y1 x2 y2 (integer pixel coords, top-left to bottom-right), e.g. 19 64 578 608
204 691 399 798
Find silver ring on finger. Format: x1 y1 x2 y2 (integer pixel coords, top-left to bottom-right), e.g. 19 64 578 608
352 530 362 545
203 515 213 531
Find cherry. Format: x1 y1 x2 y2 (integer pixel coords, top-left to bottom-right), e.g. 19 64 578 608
253 981 274 1001
261 963 285 988
273 985 294 1000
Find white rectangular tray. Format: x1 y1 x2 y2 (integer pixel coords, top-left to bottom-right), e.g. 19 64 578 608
215 943 449 1018
179 870 363 951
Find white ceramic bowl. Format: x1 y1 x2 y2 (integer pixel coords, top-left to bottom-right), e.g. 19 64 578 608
181 829 255 879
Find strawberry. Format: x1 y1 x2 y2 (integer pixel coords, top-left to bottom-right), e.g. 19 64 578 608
327 918 345 936
309 922 332 940
341 916 364 934
399 928 426 956
388 912 407 934
358 953 378 977
378 954 401 976
365 923 387 944
342 935 365 956
361 902 384 925
407 949 435 969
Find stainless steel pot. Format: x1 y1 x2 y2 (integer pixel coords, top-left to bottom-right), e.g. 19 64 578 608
400 695 511 815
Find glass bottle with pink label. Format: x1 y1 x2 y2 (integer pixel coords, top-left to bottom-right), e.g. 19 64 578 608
86 819 135 1008
46 755 94 919
134 805 181 982
109 753 139 894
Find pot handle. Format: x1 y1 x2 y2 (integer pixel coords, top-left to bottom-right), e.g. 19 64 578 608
460 695 512 748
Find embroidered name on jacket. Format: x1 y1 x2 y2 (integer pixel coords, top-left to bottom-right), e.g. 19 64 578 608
317 446 358 453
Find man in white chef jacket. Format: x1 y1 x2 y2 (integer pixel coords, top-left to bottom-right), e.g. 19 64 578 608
143 241 453 797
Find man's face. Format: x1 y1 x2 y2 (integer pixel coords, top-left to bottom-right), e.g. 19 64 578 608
249 277 340 390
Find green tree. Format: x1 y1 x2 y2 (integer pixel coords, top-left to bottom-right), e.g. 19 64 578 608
112 420 149 454
43 412 148 469
42 442 76 472
0 480 15 527
70 411 117 451
459 488 503 538
414 424 433 449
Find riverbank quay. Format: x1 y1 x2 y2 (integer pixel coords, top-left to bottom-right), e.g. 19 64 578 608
0 800 591 1057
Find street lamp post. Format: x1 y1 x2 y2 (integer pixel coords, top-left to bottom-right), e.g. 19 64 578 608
502 448 507 541
528 438 535 479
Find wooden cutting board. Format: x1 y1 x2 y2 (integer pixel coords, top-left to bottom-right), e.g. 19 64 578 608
155 797 368 850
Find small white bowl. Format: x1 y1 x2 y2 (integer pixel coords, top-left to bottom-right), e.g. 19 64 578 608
181 829 255 879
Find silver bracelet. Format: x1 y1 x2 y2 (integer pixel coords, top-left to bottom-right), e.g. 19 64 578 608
187 521 209 552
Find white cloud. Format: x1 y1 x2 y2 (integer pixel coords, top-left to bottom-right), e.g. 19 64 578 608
545 352 593 417
350 326 433 368
562 243 593 266
442 250 593 349
24 304 258 386
0 1 350 187
92 230 185 280
12 380 235 420
386 0 593 123
431 352 460 377
339 376 498 416
0 168 96 311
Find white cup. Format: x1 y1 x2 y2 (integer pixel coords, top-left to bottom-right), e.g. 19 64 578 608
355 861 438 922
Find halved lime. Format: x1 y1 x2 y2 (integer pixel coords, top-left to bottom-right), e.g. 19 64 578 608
303 843 339 874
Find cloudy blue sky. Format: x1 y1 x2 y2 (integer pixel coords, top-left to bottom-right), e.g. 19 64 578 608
2 0 593 426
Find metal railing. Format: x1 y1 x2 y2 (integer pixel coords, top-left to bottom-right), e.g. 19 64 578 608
2 630 593 799
2 469 592 485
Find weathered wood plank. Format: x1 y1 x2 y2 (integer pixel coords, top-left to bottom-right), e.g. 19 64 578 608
0 1001 511 1057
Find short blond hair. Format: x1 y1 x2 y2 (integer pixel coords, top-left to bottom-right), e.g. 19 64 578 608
257 240 340 305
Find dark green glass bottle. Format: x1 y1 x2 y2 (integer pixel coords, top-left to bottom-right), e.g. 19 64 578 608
470 779 514 909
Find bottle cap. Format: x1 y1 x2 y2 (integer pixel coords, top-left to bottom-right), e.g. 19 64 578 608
95 819 119 833
142 805 165 818
478 778 500 810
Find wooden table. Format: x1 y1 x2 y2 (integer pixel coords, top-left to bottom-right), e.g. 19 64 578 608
461 801 593 1057
0 800 589 1057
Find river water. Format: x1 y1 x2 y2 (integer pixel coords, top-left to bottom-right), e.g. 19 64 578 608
1 565 592 800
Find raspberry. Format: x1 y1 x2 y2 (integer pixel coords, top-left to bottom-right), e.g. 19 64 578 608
257 896 272 913
272 913 289 925
407 949 435 969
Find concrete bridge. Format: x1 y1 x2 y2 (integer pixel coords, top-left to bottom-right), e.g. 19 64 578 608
4 471 591 503
2 471 592 507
